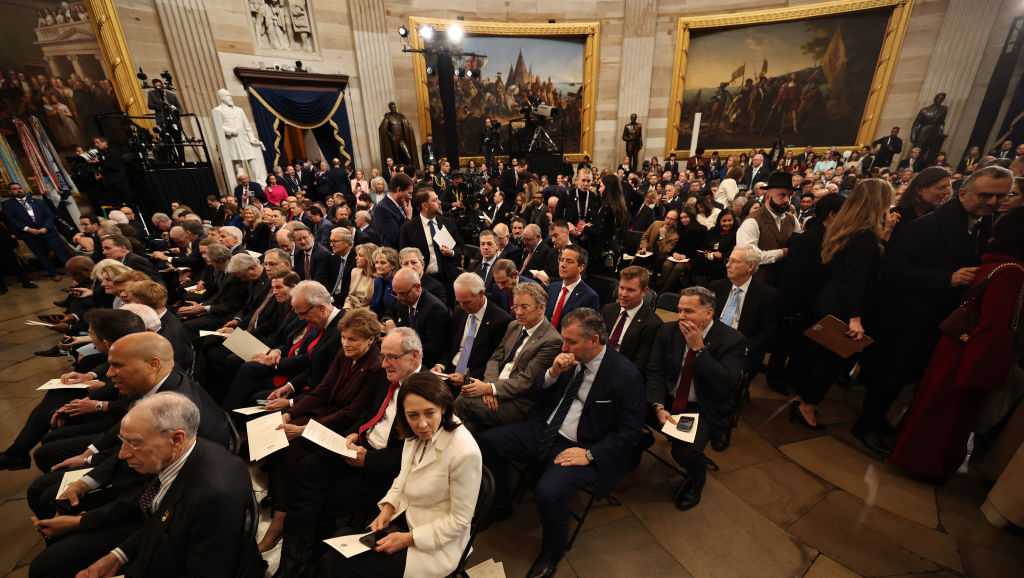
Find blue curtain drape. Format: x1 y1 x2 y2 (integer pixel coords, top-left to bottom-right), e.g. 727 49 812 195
245 86 355 169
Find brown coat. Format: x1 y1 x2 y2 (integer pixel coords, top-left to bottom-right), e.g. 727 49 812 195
640 220 679 257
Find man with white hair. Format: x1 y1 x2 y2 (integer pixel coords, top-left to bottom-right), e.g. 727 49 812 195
120 303 162 332
274 227 294 253
433 272 512 384
398 246 447 304
234 172 265 206
388 268 450 367
326 226 355 305
276 327 422 578
217 225 247 256
493 222 522 265
180 251 267 332
222 280 341 409
354 209 381 245
68 392 265 578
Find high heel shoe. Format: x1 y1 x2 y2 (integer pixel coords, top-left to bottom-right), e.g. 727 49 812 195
788 401 824 430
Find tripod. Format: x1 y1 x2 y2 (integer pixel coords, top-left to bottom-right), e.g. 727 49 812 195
528 124 558 153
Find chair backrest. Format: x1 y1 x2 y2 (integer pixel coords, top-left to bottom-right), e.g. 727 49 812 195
225 409 242 456
656 291 679 312
449 465 496 577
623 230 643 254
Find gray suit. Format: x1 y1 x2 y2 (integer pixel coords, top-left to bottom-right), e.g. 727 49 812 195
455 318 562 433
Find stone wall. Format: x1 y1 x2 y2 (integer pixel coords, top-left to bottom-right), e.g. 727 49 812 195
118 0 1021 176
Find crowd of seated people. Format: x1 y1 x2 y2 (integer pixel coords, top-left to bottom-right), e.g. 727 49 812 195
0 135 1022 578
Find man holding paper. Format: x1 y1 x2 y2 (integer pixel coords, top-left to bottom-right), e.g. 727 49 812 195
646 287 747 511
399 186 461 293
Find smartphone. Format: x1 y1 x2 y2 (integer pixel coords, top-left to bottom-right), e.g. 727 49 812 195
255 399 269 406
676 416 695 433
359 526 396 548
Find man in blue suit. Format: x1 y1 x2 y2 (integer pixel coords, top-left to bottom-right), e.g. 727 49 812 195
545 245 600 330
479 308 646 578
2 183 71 278
370 172 413 249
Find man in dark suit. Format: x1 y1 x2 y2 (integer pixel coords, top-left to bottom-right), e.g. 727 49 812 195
493 222 523 266
468 229 501 289
554 168 601 225
290 223 331 286
399 187 461 290
275 328 420 577
122 278 195 371
433 272 512 383
630 190 662 232
897 146 923 172
207 195 227 227
306 205 334 248
389 268 451 368
281 165 302 196
233 173 265 206
601 266 660 372
100 234 160 282
646 288 747 510
545 245 600 330
2 183 72 278
71 392 264 578
327 158 354 207
517 223 556 283
664 154 680 178
354 209 381 246
500 157 521 195
177 245 249 332
872 126 903 168
856 165 1008 452
711 245 780 378
326 226 356 306
479 308 646 578
371 173 412 249
741 153 768 189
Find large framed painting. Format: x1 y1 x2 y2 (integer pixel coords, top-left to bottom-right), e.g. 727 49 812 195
666 0 914 157
0 0 146 154
409 18 599 164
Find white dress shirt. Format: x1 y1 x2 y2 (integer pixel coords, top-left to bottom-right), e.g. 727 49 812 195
544 346 607 443
735 205 802 265
419 214 440 274
611 302 643 344
367 366 421 450
497 318 544 382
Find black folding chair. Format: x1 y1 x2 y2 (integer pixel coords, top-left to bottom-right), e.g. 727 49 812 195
656 291 679 312
447 466 496 578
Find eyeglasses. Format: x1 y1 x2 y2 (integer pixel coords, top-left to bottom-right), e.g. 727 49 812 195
976 192 1010 201
118 429 172 451
382 350 413 362
294 304 315 317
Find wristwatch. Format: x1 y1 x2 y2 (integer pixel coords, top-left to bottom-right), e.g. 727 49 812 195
585 449 595 464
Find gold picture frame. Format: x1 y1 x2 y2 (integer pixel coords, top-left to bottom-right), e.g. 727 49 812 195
665 0 914 158
408 17 600 165
84 0 148 118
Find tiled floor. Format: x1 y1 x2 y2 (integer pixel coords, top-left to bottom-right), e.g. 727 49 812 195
1 281 1021 578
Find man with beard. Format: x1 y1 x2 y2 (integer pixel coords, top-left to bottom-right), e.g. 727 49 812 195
734 171 801 286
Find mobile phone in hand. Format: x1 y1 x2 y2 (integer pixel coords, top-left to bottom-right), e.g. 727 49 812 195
676 416 695 432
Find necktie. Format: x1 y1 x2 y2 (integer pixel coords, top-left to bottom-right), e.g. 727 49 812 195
519 248 533 275
672 349 698 413
503 328 529 365
454 314 479 375
480 261 490 282
428 219 438 250
550 286 570 328
139 477 162 514
541 367 586 456
358 380 401 436
608 309 629 351
248 290 275 331
333 256 347 294
304 251 312 279
720 286 743 328
409 305 417 326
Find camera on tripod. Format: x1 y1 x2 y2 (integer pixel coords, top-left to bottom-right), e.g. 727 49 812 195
520 97 561 153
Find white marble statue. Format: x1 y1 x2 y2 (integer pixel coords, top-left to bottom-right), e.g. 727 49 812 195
211 88 267 190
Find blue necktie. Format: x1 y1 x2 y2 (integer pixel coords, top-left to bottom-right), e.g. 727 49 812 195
720 286 743 328
454 314 478 375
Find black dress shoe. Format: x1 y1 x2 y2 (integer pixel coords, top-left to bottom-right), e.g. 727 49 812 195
526 554 560 578
673 478 705 511
34 345 65 357
0 452 30 470
52 297 70 307
710 428 732 452
853 428 893 459
22 281 39 289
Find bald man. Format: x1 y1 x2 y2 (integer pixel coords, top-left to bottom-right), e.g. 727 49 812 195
389 268 450 367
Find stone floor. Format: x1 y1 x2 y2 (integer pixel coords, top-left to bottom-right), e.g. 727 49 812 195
1 281 1022 578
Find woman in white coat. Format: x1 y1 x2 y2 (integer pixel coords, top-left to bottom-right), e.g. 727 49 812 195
318 372 482 578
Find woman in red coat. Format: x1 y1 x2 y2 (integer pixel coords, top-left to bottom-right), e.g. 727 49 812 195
890 207 1024 482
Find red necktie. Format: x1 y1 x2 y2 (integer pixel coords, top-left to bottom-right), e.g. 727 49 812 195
358 380 401 436
550 286 570 328
671 349 698 413
608 309 628 350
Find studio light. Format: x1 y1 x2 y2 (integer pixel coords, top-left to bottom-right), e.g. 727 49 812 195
418 24 435 41
398 25 409 38
425 65 435 76
446 23 464 44
464 68 475 79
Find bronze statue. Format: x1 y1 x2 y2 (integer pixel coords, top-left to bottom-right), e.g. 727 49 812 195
911 92 947 167
622 113 643 171
378 102 419 170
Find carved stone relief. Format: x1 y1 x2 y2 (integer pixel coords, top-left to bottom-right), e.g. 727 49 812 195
249 0 315 53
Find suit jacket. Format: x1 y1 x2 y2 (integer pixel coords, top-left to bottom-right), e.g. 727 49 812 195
600 302 661 374
518 241 557 281
281 173 301 196
645 320 747 429
159 311 194 371
292 243 332 286
527 347 646 494
381 425 482 578
371 195 407 249
484 319 562 400
328 167 355 206
2 197 57 238
441 299 513 378
355 225 381 246
630 205 660 232
873 135 903 165
399 214 461 284
741 164 768 189
119 439 265 578
897 157 922 172
277 308 344 392
545 279 601 329
393 291 451 368
497 242 523 267
123 252 161 282
710 278 779 373
202 272 248 319
327 249 357 305
233 182 265 205
555 188 602 224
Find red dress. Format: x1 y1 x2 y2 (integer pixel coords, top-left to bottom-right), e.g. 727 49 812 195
889 254 1024 482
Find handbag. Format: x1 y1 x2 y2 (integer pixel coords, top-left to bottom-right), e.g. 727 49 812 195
939 263 1024 342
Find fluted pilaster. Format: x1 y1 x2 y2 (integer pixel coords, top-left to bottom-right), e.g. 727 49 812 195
615 0 658 164
350 0 397 169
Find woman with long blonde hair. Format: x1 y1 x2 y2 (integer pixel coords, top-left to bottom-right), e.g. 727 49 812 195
790 179 894 429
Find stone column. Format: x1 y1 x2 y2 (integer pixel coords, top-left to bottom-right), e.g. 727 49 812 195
44 56 61 78
68 55 86 79
915 0 1003 160
153 0 227 184
615 0 658 167
349 0 397 169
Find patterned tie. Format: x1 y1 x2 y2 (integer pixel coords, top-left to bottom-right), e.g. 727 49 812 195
672 349 698 413
304 251 312 280
480 261 490 283
550 286 570 328
454 314 479 375
719 286 743 329
138 477 162 515
540 366 586 456
608 309 629 351
333 256 347 294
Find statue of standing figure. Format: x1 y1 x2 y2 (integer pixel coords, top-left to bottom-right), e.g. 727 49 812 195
211 88 267 191
911 92 948 167
622 113 643 172
378 102 419 170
